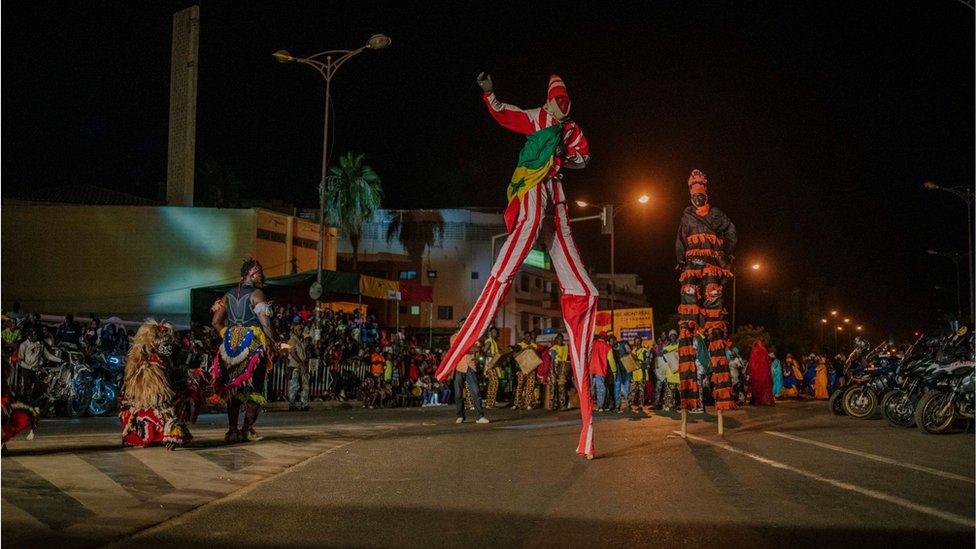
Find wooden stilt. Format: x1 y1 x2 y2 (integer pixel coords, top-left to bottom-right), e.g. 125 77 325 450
717 409 724 436
680 409 687 438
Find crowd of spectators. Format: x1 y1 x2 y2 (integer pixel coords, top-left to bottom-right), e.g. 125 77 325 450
2 298 845 417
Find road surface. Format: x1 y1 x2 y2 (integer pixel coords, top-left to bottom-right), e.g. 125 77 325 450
2 400 973 548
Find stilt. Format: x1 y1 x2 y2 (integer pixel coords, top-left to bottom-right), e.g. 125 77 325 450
680 408 687 438
717 409 724 436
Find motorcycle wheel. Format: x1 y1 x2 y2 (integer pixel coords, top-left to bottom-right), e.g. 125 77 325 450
914 390 956 434
828 388 847 416
68 387 91 418
88 383 117 416
842 386 878 419
881 389 915 428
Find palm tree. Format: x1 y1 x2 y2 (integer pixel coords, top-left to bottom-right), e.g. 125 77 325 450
385 210 445 271
325 153 383 272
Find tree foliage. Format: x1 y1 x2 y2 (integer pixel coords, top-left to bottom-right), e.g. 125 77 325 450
325 153 383 272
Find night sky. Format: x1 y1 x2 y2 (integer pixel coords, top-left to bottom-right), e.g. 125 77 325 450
3 1 974 339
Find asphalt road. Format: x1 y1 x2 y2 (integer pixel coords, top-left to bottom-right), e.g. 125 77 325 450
3 401 974 548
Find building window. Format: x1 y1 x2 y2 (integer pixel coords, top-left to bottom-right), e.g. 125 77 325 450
427 270 438 279
398 305 409 314
471 271 479 280
520 274 529 292
438 306 453 320
410 305 421 315
535 277 542 289
398 270 418 280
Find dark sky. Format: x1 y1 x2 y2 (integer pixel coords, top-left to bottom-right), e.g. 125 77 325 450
4 1 974 339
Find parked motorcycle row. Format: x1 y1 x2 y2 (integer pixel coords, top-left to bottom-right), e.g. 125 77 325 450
830 328 975 434
18 343 125 418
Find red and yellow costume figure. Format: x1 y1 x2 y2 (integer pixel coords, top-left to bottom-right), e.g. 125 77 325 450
435 73 598 458
675 169 738 411
211 259 279 443
2 369 38 451
119 320 193 449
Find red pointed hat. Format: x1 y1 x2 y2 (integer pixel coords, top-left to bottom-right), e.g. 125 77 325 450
548 74 569 102
688 169 708 195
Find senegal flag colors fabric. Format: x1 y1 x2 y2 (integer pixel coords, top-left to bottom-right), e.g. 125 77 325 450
507 124 563 203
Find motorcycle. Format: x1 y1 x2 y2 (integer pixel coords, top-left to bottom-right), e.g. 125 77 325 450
881 332 967 428
840 340 899 419
85 352 123 416
61 346 94 418
914 359 975 434
828 338 881 416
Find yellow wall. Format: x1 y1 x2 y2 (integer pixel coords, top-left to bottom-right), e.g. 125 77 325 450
1 204 338 323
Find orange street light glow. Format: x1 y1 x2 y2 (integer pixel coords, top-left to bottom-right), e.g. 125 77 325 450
575 200 588 208
830 310 838 316
837 326 843 331
638 194 650 204
844 318 851 323
821 319 827 323
751 263 760 270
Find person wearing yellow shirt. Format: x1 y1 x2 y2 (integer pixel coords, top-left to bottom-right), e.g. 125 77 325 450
549 333 570 410
512 332 539 410
654 330 680 411
482 328 502 408
627 336 650 412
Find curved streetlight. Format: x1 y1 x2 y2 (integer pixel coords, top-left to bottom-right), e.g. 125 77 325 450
274 34 391 298
573 194 650 329
923 180 974 321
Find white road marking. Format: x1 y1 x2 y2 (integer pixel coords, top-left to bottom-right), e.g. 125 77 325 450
764 430 975 484
676 431 975 528
15 454 142 515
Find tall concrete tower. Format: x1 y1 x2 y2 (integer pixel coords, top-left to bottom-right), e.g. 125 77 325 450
165 5 199 207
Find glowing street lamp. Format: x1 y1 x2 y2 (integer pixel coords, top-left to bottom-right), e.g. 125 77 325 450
844 318 851 324
572 194 650 329
274 34 391 298
830 310 838 316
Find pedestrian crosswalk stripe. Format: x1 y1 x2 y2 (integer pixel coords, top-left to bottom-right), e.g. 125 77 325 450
195 447 266 472
128 448 236 491
80 451 175 502
2 458 94 529
18 453 142 515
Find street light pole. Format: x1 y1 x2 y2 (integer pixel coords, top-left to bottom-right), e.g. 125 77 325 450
274 34 391 299
924 181 975 320
732 264 737 333
572 196 648 333
928 249 964 321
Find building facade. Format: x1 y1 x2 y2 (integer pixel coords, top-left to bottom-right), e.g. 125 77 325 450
1 202 337 324
591 272 650 311
337 209 564 345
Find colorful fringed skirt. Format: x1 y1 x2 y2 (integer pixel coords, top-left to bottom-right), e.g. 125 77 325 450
211 325 269 402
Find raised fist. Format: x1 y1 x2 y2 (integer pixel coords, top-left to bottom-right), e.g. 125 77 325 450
477 72 493 93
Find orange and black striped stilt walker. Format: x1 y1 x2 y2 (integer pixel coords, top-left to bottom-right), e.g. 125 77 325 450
675 169 737 436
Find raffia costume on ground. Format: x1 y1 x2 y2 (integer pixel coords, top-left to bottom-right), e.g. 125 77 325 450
434 74 598 457
119 320 194 448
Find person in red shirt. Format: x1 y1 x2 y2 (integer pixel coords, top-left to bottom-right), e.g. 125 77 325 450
589 333 611 411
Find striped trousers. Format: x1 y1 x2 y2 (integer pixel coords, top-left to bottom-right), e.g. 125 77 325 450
435 178 598 457
677 261 736 411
